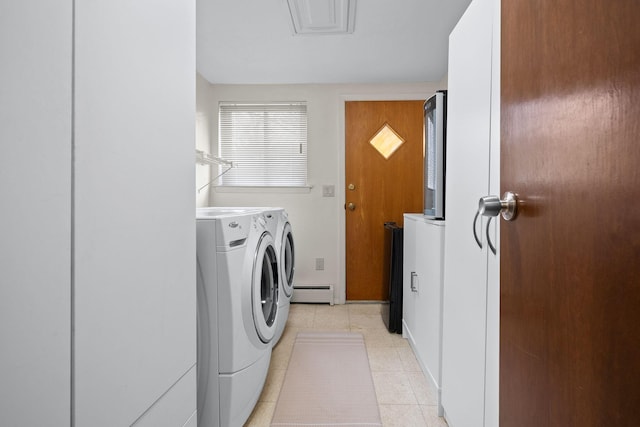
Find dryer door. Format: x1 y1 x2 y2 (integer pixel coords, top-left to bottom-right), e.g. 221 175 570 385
280 222 295 298
253 232 278 343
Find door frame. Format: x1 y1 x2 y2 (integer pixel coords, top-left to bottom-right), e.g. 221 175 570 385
336 89 437 304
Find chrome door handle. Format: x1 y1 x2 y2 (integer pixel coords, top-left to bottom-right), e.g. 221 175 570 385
472 211 483 249
478 191 519 221
486 217 497 255
410 272 418 292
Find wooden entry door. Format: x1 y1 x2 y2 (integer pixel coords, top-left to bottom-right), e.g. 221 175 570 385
345 101 423 301
501 0 640 425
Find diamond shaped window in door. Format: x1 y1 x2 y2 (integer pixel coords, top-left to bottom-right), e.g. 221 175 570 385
369 123 405 159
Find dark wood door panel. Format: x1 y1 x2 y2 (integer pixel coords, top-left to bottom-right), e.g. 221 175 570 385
501 0 640 425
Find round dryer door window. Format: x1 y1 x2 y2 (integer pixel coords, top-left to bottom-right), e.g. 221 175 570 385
252 232 278 343
281 222 295 298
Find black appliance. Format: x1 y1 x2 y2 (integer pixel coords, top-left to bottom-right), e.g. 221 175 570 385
382 222 403 334
424 90 447 219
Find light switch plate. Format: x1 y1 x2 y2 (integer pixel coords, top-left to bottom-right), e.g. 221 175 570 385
322 185 335 197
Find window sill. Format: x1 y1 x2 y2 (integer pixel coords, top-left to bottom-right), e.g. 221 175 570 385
213 185 313 194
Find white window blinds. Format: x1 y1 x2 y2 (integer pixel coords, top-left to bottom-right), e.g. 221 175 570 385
218 102 308 187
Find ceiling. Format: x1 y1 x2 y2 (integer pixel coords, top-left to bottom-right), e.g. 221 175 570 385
196 0 473 85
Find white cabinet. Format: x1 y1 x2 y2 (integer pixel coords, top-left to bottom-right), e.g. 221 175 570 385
402 216 417 334
403 214 445 413
1 2 196 425
441 0 500 426
0 3 73 425
74 2 196 425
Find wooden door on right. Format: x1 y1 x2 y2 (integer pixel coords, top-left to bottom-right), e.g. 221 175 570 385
501 0 640 425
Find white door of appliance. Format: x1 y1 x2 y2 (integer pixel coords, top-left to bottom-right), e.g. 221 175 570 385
253 233 278 343
280 222 295 298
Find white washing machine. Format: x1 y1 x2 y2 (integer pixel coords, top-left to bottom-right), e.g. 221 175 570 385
196 207 262 216
196 209 279 427
199 207 281 315
199 206 293 346
270 209 295 346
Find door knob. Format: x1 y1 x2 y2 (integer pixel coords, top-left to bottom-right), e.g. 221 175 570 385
347 202 356 211
479 191 518 221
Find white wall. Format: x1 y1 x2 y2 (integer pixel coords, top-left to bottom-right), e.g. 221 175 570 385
196 80 446 303
196 73 214 207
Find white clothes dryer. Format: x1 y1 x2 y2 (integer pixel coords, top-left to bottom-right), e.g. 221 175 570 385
270 209 295 346
196 210 278 427
254 208 281 251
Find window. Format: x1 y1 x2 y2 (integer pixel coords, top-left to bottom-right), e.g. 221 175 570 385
218 102 308 187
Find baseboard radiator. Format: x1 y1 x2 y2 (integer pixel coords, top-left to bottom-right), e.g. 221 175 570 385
291 284 334 305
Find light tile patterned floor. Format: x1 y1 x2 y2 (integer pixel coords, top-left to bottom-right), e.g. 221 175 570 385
244 303 448 427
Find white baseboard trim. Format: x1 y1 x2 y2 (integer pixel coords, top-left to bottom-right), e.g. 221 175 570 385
291 284 334 305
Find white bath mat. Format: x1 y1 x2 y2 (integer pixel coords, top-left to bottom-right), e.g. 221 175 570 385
271 331 382 427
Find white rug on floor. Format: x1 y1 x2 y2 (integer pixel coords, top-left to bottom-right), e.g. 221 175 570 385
271 331 382 427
